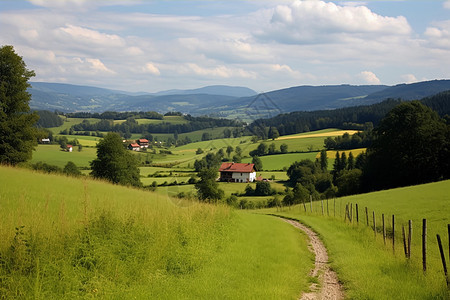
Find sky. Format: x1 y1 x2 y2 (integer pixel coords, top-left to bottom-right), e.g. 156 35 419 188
1 0 450 93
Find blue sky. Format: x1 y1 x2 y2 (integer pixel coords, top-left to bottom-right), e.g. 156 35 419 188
1 0 449 93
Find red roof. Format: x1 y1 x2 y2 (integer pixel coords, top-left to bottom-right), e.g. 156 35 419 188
130 143 140 147
138 139 149 143
219 162 255 173
66 145 73 148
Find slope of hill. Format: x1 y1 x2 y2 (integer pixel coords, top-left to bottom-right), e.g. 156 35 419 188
0 166 311 299
362 79 450 104
153 85 257 97
28 80 450 117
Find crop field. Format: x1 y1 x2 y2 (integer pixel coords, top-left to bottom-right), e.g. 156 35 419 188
265 180 450 299
0 166 311 299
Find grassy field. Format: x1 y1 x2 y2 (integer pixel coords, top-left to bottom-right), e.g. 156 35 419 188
242 152 319 171
264 180 450 299
0 166 312 299
31 144 96 168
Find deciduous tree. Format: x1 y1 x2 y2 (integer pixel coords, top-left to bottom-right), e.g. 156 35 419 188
0 45 38 165
90 132 141 187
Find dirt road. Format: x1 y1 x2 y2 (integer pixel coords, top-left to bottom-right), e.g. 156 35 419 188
283 218 344 300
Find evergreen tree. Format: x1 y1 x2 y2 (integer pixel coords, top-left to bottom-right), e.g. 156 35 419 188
340 152 347 171
347 152 354 170
90 132 141 187
0 45 38 165
320 149 328 172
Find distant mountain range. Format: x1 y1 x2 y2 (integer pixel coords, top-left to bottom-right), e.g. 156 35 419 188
29 80 450 120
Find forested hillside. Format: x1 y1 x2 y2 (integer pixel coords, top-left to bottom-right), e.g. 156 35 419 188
249 91 450 138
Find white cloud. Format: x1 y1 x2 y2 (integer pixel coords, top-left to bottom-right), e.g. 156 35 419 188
359 71 381 84
59 25 125 48
86 58 115 74
142 63 160 76
425 21 450 49
401 74 418 83
256 0 411 44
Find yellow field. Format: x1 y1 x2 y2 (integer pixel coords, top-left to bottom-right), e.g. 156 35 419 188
315 148 366 159
277 130 359 140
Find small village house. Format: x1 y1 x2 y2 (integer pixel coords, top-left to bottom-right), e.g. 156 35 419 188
128 143 140 151
66 145 73 152
138 139 149 149
219 162 256 183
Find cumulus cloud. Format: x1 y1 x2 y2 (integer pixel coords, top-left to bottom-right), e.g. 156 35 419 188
59 25 125 48
425 21 450 49
142 63 160 75
401 74 418 83
256 0 411 44
359 71 381 84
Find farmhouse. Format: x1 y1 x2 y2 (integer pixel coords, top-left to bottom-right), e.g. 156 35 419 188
128 143 140 151
219 162 256 183
138 139 149 148
66 145 73 152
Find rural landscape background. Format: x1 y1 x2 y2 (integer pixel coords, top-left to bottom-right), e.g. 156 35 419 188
1 1 450 299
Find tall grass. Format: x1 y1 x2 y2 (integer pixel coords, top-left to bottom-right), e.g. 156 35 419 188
0 166 312 299
0 166 231 298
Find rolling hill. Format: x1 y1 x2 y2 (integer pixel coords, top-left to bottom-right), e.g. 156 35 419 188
29 80 450 119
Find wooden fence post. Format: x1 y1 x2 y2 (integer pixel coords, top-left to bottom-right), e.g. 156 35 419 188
382 214 386 245
402 226 408 258
334 198 336 217
344 204 348 222
327 198 329 216
350 203 353 223
321 199 324 215
310 195 312 213
436 234 449 287
408 220 412 259
422 219 427 272
392 215 395 254
365 207 369 226
356 203 359 224
373 211 376 237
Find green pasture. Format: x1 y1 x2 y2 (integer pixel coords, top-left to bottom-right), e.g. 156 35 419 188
242 152 319 171
48 117 100 134
31 144 96 168
266 180 450 299
0 166 312 299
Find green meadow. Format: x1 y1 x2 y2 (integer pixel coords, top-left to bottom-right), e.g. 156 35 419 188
31 144 97 168
0 166 311 299
265 180 450 299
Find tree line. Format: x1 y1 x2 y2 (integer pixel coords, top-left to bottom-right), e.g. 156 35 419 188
248 93 450 139
68 115 244 135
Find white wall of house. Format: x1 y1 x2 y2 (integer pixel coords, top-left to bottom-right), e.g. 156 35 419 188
232 171 256 183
